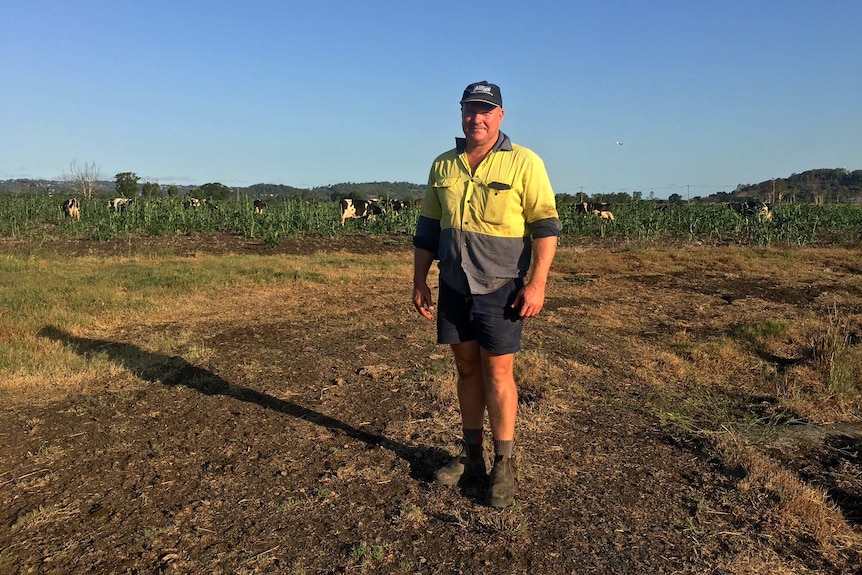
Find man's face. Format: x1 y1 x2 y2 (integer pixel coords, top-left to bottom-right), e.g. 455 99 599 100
461 102 504 147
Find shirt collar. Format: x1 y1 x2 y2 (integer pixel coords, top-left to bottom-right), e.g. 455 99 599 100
455 131 512 154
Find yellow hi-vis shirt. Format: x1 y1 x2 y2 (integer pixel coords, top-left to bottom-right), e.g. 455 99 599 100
413 132 561 295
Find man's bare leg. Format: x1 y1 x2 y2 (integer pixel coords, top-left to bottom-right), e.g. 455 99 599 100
434 341 488 485
481 349 518 508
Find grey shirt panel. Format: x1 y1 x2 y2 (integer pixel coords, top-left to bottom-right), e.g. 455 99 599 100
438 228 531 295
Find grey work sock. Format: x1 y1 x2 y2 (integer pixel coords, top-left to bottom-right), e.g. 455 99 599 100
493 439 514 460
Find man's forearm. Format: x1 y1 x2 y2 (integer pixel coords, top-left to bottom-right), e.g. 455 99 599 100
527 236 557 287
413 248 435 286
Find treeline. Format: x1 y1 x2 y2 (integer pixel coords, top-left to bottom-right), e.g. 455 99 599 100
0 179 426 202
2 168 861 205
253 181 425 202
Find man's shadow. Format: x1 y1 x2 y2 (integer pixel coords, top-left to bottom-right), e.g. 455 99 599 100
38 325 450 482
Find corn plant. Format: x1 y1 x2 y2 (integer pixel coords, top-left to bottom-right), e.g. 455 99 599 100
0 195 859 246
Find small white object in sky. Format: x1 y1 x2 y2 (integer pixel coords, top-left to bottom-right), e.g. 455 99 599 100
616 141 623 146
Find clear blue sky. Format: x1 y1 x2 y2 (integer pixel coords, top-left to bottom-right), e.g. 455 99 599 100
2 1 860 199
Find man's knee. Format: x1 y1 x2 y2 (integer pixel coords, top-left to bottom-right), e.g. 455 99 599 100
451 342 482 380
453 355 481 380
481 351 515 380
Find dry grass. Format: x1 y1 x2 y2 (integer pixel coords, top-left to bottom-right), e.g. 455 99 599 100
549 244 862 568
12 503 79 531
809 304 861 396
715 432 860 565
0 251 415 401
1 240 860 572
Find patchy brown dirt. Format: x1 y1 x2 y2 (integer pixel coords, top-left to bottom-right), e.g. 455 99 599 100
1 234 861 574
2 231 415 258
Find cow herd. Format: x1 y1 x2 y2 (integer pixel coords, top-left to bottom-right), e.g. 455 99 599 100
338 197 415 225
56 196 418 225
57 197 774 225
565 199 774 223
571 202 616 221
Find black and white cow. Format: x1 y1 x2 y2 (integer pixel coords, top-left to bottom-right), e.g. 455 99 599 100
108 197 134 212
387 199 409 212
573 201 611 216
573 202 590 215
729 199 772 221
62 198 80 220
339 198 384 226
593 209 615 221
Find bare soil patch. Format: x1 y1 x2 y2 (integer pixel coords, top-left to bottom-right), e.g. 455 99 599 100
2 231 413 258
1 234 860 574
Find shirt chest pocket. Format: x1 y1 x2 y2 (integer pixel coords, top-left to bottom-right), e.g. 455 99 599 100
432 177 461 217
482 182 515 225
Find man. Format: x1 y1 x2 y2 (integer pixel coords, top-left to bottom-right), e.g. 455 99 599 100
412 81 561 508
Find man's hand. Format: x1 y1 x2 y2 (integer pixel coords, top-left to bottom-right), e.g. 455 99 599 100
513 236 556 318
511 281 546 318
413 282 435 320
413 248 436 320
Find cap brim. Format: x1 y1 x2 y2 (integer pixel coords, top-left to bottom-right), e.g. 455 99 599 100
460 98 500 107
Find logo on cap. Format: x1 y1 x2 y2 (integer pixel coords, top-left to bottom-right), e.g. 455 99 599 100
460 81 502 107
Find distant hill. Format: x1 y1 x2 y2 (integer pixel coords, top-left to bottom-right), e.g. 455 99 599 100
707 168 862 205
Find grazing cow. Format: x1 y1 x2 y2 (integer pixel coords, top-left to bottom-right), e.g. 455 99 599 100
387 199 409 212
574 202 610 215
339 198 384 225
62 198 80 221
573 202 590 215
108 197 134 212
591 202 611 213
593 209 615 221
253 199 267 215
729 199 772 221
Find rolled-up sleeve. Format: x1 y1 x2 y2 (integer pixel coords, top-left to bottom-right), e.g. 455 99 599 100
413 215 441 255
528 216 562 239
413 175 443 256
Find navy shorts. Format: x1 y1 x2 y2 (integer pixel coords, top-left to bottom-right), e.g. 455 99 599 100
437 278 524 354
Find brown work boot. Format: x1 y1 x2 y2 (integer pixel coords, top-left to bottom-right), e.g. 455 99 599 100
485 456 515 508
434 442 486 486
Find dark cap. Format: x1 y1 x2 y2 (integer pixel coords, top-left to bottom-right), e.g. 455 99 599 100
460 81 502 107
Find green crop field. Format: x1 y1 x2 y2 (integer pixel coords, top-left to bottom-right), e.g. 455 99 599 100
0 195 860 246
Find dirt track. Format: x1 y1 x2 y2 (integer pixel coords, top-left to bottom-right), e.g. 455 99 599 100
1 234 860 574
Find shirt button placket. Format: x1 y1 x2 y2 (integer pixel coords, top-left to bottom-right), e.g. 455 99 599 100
463 178 474 228
460 176 472 273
